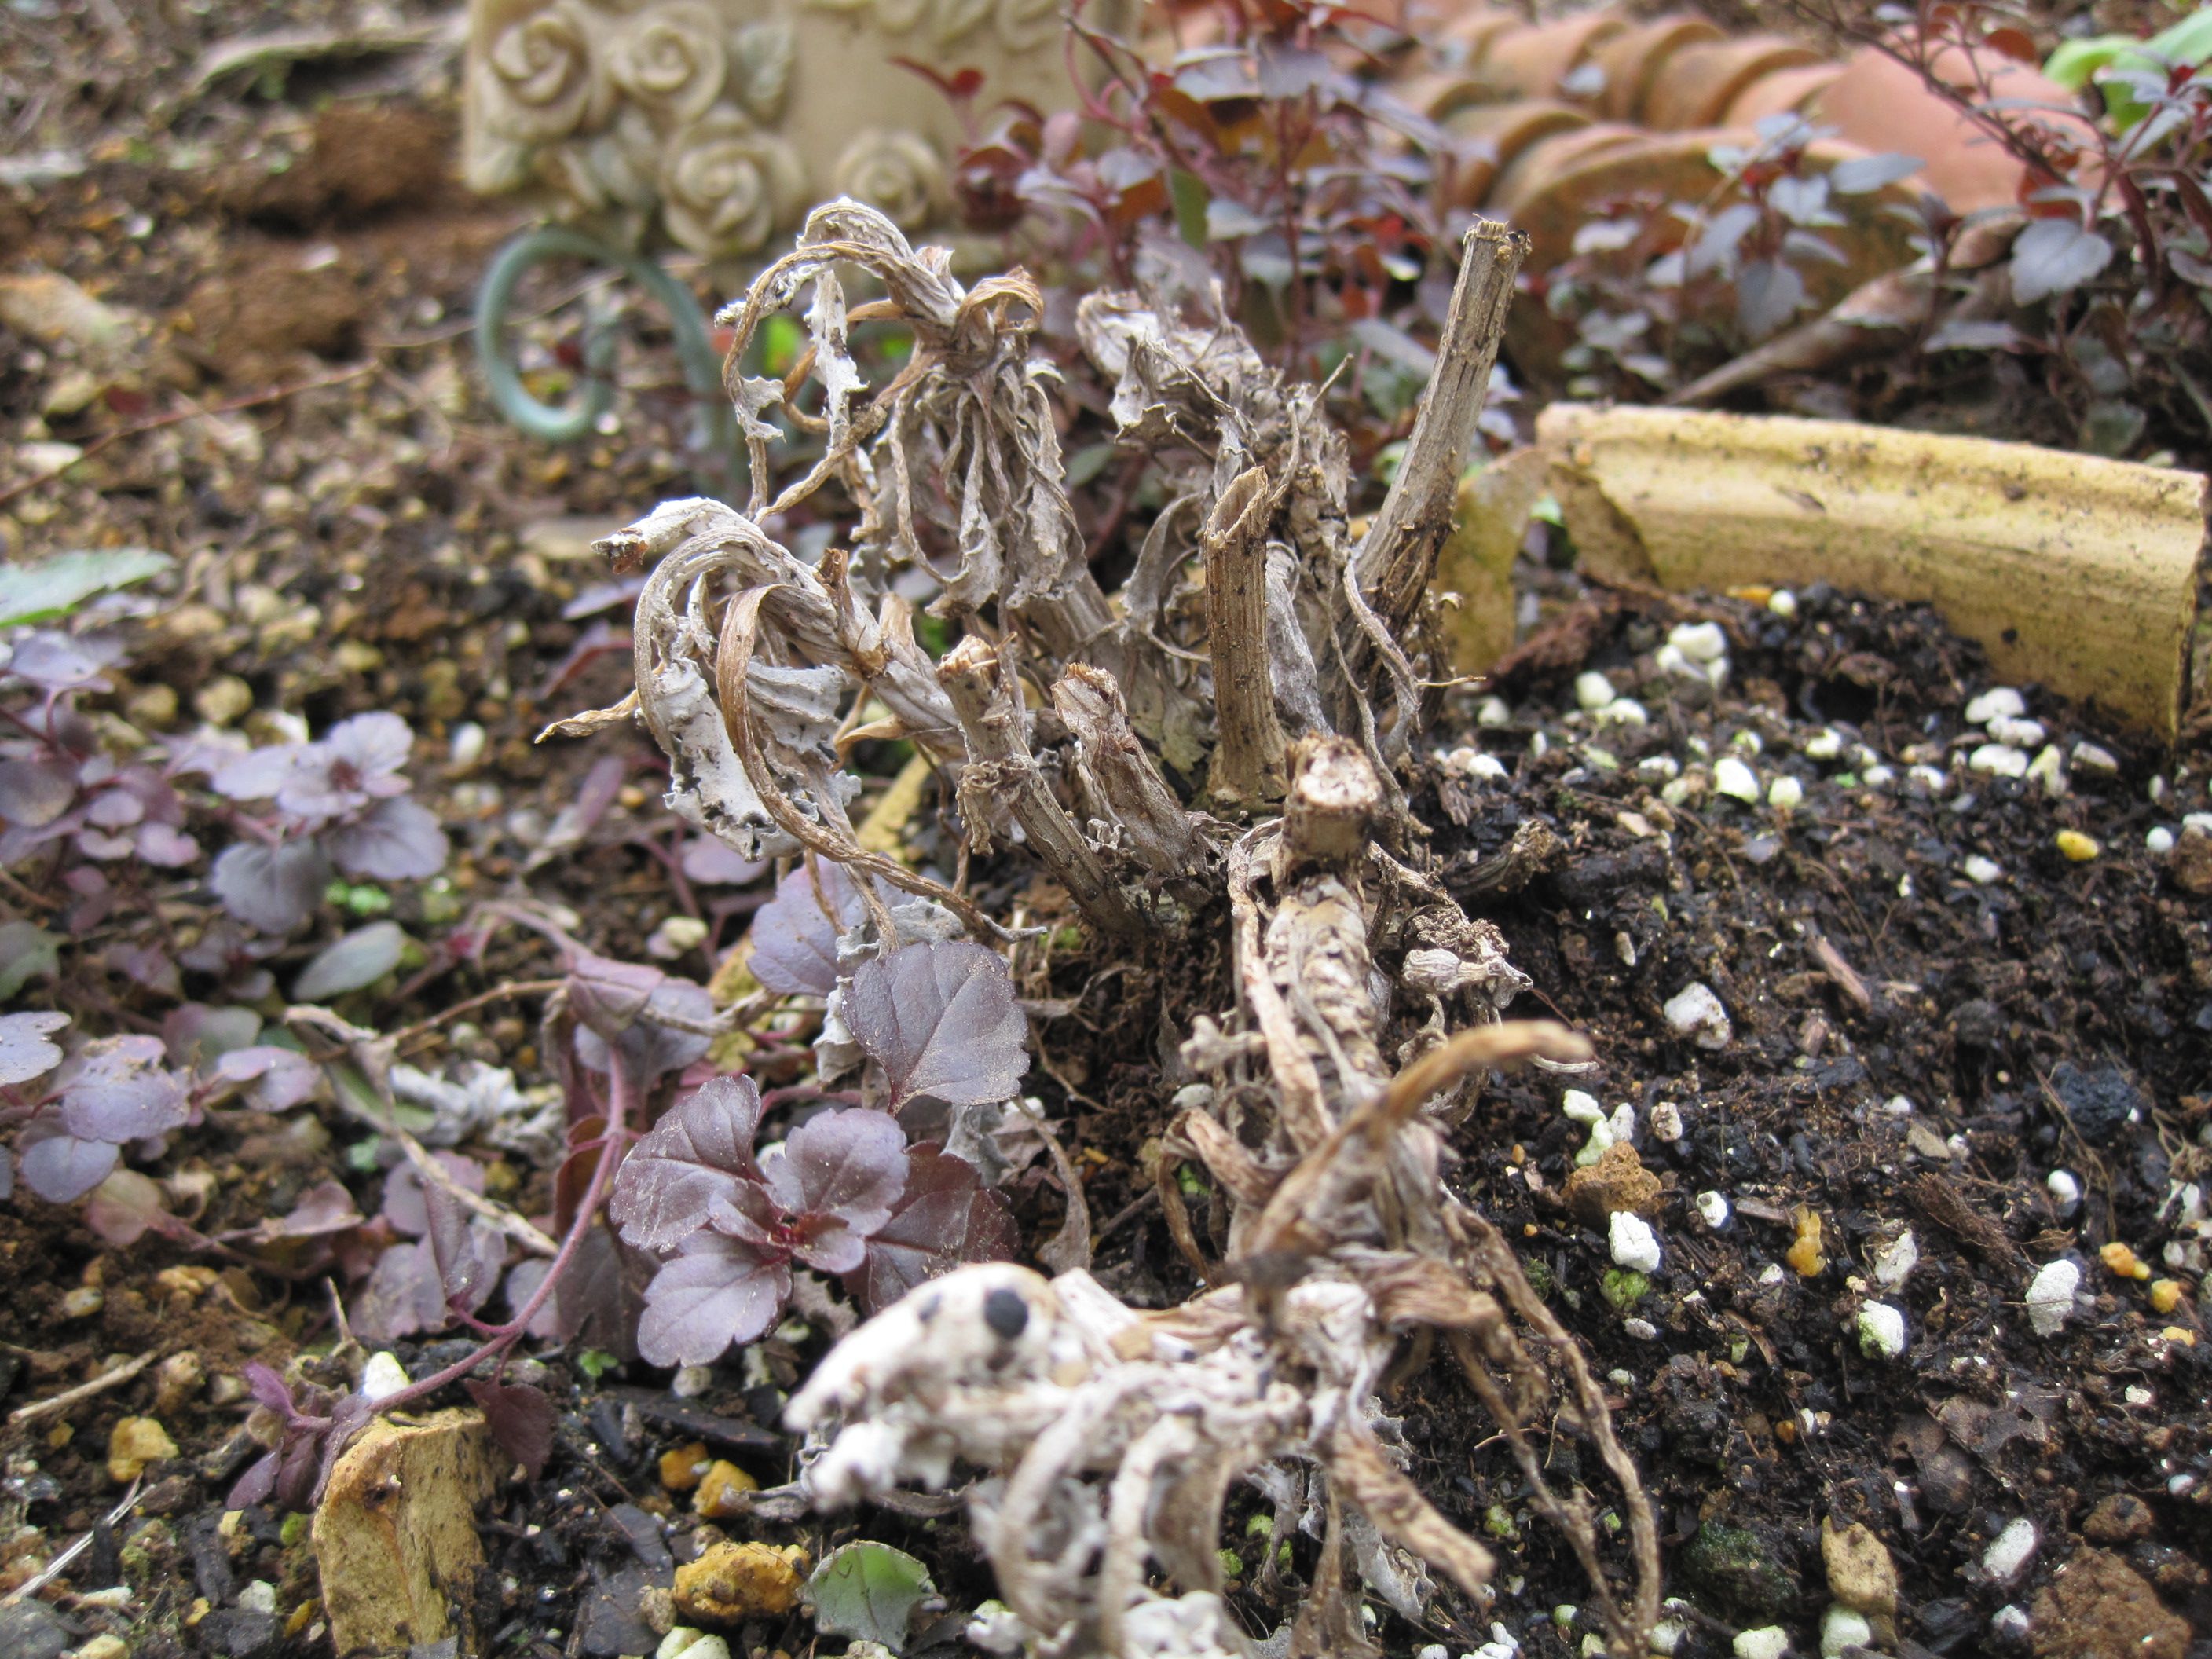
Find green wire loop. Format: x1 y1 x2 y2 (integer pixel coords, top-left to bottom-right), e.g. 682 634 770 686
473 224 738 495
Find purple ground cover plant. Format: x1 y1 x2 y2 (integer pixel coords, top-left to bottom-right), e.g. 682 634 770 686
611 1073 1016 1366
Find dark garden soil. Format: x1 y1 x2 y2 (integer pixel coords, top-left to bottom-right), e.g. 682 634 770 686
2 14 2209 1659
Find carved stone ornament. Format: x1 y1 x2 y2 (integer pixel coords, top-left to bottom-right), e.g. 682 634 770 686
463 0 1109 260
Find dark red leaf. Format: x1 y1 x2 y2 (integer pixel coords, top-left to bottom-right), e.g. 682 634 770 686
852 1146 1017 1313
464 1379 557 1479
609 1075 769 1252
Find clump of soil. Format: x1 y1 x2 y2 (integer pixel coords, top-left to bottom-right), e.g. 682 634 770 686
218 104 455 230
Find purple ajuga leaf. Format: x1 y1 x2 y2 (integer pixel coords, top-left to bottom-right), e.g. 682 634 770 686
258 1179 363 1240
635 1229 789 1368
0 1009 69 1085
293 921 406 1001
464 1379 556 1479
6 632 118 692
16 1119 119 1203
760 1109 906 1274
574 974 714 1086
351 1239 448 1342
208 743 300 803
750 863 878 995
215 1045 320 1111
104 941 182 999
679 837 767 887
609 1075 768 1253
502 1257 567 1341
276 712 414 822
211 840 331 935
556 1219 643 1360
163 1004 262 1067
229 1450 281 1511
0 759 75 829
134 820 200 868
851 1145 1017 1313
422 1183 504 1315
326 797 448 881
844 942 1030 1111
382 1153 486 1236
56 1035 189 1143
241 1361 298 1419
566 950 669 1042
85 785 142 829
84 1168 170 1247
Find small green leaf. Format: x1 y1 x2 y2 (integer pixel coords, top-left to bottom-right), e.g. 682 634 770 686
0 921 61 1001
293 921 406 1001
805 1542 936 1654
574 1349 620 1382
0 548 170 629
1169 167 1210 250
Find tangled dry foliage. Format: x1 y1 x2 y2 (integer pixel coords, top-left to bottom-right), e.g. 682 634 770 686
556 199 1661 1657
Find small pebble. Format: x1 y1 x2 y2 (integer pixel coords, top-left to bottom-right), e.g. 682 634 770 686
1713 756 1760 802
107 1416 178 1484
1820 1604 1872 1658
1733 1627 1790 1659
2100 1241 2150 1280
1855 1302 1906 1359
2026 745 2065 795
1610 1213 1662 1273
2055 830 2099 862
1786 1208 1827 1276
192 675 254 727
659 1441 711 1492
2185 811 2212 837
1872 1229 1918 1288
2026 1259 2080 1335
1648 1101 1683 1142
1804 727 1843 760
1574 670 1617 710
1662 983 1731 1049
360 1352 410 1404
1962 855 2003 885
237 1581 278 1616
671 1364 712 1399
2071 742 2119 773
647 915 710 960
60 1286 104 1319
1669 621 1728 663
1695 1191 1730 1229
1990 1603 2032 1642
1988 715 2046 748
449 722 488 773
1476 695 1511 727
2045 1169 2082 1214
1594 697 1648 727
1861 763 1895 785
1906 764 1947 793
658 1634 731 1659
1767 588 1798 618
2150 1278 2183 1313
1622 1317 1658 1340
1767 775 1804 811
692 1459 759 1519
1981 1517 2038 1584
2147 826 2176 853
1968 743 2029 778
1965 687 2027 724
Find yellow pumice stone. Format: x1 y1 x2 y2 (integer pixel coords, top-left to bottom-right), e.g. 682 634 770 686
2149 1279 2183 1313
2056 830 2100 862
2100 1241 2150 1280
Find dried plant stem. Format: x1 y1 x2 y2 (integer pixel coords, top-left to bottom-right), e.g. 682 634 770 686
1050 665 1216 881
8 1350 159 1426
1201 467 1290 808
1353 220 1529 636
936 638 1141 937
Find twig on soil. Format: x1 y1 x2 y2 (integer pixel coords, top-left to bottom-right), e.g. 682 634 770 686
7 1350 159 1426
0 362 378 510
9 1475 143 1600
289 1005 561 1259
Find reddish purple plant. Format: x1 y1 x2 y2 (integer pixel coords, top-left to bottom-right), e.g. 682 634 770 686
612 1075 1015 1366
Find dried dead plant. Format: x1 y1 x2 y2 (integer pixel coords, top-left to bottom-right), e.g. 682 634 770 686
560 199 1661 1657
